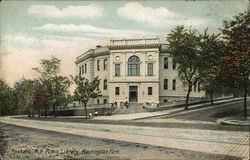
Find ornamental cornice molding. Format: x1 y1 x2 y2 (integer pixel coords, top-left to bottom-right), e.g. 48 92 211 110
108 43 161 50
75 51 109 65
109 81 159 83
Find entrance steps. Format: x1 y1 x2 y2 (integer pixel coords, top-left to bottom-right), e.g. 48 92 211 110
112 103 146 115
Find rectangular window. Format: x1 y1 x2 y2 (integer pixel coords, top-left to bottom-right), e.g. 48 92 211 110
164 57 168 69
97 60 100 71
164 79 168 89
115 64 120 76
97 99 99 104
85 64 87 74
82 65 84 74
115 87 120 95
103 59 107 70
147 63 153 76
103 99 107 104
173 58 177 69
194 83 197 92
79 66 81 75
103 79 107 90
148 87 153 95
198 82 200 92
173 79 176 90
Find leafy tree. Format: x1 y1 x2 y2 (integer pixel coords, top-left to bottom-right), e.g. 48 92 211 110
219 11 250 116
199 32 226 105
33 83 49 118
65 94 74 105
73 76 100 119
33 57 71 118
0 79 16 116
200 66 221 105
167 26 225 109
14 78 36 117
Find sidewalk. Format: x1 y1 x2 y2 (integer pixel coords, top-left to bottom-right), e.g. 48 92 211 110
217 114 250 126
93 98 244 121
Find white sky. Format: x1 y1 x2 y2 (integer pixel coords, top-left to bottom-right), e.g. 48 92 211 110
0 0 248 86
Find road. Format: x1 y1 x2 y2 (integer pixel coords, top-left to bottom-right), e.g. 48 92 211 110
0 116 249 160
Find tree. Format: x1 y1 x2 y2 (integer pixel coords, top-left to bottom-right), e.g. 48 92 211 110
33 83 49 118
199 32 226 105
14 78 36 117
219 11 250 116
0 79 16 116
33 57 70 118
167 26 225 109
73 76 100 119
200 66 221 105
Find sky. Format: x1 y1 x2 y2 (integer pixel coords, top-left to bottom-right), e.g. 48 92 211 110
0 0 248 86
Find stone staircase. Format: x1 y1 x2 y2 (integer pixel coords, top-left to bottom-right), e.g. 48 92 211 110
112 103 147 115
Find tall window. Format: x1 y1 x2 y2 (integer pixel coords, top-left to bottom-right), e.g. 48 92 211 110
82 65 84 74
103 99 107 104
164 79 168 89
148 87 153 95
115 87 120 95
173 58 177 69
97 60 100 71
115 64 120 76
103 59 107 70
97 99 99 104
128 56 140 76
103 79 107 90
164 57 168 69
79 66 81 75
147 63 153 76
198 82 200 92
194 82 197 92
85 64 87 74
173 79 176 90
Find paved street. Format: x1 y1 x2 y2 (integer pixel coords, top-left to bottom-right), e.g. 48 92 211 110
1 115 249 160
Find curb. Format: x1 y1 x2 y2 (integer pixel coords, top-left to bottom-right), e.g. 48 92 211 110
217 119 250 126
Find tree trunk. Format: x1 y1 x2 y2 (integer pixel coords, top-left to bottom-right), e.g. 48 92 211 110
185 85 192 110
38 109 41 118
53 104 56 118
44 107 47 118
28 108 31 118
209 91 214 105
84 103 88 119
31 108 34 118
243 85 247 117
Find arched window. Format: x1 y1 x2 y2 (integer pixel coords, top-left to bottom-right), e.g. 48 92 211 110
128 56 140 76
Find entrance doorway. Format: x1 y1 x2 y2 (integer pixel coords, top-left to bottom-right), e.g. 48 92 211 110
129 86 138 102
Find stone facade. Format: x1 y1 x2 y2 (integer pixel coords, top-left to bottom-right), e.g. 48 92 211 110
75 38 205 106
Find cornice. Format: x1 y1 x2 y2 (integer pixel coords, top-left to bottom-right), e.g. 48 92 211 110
109 81 159 83
108 43 161 50
75 51 109 65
